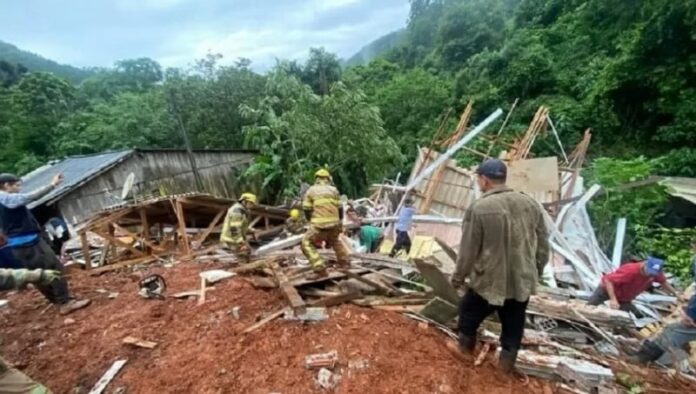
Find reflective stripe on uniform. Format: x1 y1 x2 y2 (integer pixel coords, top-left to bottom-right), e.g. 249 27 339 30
312 197 339 206
311 217 340 225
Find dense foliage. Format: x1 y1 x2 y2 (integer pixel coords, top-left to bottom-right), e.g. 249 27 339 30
0 0 694 220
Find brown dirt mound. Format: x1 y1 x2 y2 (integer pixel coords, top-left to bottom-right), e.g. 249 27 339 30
1 262 551 393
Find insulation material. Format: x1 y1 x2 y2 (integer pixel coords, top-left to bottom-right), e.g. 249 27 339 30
507 157 560 204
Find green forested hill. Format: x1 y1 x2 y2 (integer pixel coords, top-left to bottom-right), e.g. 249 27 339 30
346 0 695 172
344 29 406 67
0 40 92 84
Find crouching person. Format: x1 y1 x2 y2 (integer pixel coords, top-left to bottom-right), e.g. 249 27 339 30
220 193 257 263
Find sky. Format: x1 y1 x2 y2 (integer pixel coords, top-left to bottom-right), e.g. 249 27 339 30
0 0 410 71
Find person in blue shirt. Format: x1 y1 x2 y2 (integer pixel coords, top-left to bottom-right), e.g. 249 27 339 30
0 172 90 315
389 198 415 258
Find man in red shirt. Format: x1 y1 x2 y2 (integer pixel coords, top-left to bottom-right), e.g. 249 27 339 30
588 257 678 311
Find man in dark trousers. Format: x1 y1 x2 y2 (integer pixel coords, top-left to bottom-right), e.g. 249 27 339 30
0 173 90 315
389 197 415 258
451 159 549 373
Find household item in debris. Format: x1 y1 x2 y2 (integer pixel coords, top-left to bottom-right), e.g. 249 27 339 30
138 274 167 299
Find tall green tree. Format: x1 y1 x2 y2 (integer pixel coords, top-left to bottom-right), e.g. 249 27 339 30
240 70 403 202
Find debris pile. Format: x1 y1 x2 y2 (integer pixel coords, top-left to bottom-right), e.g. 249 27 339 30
4 105 695 393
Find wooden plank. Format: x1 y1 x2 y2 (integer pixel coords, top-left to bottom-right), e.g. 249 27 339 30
122 336 157 349
413 259 460 305
337 268 401 296
139 209 149 239
272 263 306 313
88 359 127 394
195 208 226 244
175 199 190 255
92 228 147 258
308 292 362 307
112 223 165 253
89 256 157 274
179 197 229 210
97 240 110 268
80 232 93 270
243 308 289 334
82 208 133 233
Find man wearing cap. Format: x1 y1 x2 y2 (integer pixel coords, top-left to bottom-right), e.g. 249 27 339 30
221 192 257 263
0 173 90 315
587 257 678 311
451 159 549 374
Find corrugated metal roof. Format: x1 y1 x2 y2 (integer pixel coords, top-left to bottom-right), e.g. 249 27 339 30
662 177 696 205
22 150 134 208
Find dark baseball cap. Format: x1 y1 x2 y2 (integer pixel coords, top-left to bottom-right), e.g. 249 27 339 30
475 159 507 180
0 173 20 184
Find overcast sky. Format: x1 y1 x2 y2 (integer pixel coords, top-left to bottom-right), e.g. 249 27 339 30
0 0 409 71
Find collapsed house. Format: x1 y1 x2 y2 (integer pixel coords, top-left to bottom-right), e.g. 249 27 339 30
6 107 695 393
22 148 256 229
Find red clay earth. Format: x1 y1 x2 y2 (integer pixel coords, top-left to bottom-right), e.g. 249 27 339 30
0 262 583 393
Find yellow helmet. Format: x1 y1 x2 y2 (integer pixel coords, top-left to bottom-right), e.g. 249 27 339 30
239 192 257 205
289 209 300 219
315 168 331 178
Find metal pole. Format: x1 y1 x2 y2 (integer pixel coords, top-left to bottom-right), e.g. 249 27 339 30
168 90 204 192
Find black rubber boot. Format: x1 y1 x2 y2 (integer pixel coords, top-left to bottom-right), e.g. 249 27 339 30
458 334 476 354
630 340 665 364
498 348 518 374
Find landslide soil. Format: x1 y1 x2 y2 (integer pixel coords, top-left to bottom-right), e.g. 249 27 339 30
2 262 554 393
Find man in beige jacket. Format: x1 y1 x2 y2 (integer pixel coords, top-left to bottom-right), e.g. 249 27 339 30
451 159 549 373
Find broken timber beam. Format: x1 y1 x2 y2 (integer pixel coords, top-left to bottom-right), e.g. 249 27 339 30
272 262 306 313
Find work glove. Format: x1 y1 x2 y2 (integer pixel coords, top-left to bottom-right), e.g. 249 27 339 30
39 269 61 285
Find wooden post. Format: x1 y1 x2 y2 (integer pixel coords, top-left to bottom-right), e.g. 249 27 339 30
80 232 92 270
175 199 190 255
139 209 149 239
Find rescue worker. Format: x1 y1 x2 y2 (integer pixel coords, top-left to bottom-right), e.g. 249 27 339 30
587 257 678 312
220 193 257 263
0 173 90 315
1 268 60 393
451 159 549 374
285 209 306 236
301 169 349 272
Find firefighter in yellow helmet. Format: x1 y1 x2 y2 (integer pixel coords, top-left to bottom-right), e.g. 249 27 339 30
301 169 349 271
285 208 306 236
220 193 257 262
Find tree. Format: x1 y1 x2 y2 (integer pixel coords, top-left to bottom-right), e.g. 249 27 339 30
5 72 75 161
302 47 342 95
240 71 404 202
54 90 176 155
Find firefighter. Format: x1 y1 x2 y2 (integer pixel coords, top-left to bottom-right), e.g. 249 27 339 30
301 169 349 272
1 268 60 393
285 209 306 236
220 193 257 262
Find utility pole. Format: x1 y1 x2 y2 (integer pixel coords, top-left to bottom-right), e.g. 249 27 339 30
168 89 204 192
